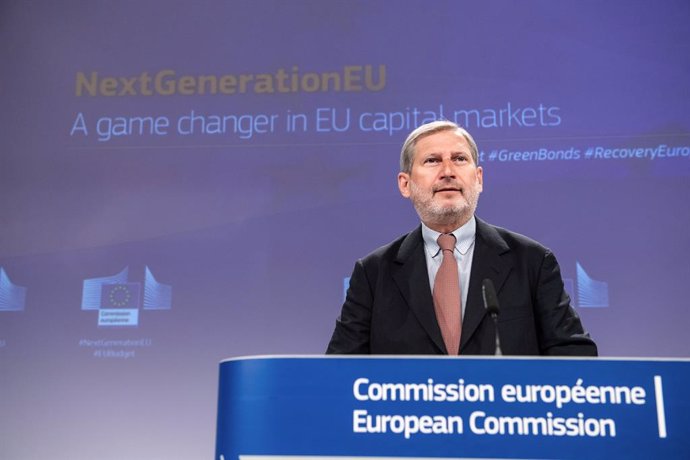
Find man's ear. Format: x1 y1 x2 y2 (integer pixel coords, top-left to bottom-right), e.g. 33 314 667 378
398 172 411 198
476 166 483 192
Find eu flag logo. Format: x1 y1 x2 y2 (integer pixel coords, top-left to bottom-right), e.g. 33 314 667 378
101 283 141 309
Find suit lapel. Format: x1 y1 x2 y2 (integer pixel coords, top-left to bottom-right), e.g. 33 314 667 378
460 217 512 352
392 227 446 354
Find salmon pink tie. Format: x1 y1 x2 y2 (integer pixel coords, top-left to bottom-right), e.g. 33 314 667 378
433 233 461 355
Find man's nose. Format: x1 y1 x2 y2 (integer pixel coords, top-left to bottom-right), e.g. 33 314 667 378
440 159 456 178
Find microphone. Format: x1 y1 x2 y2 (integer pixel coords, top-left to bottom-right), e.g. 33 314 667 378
481 279 502 356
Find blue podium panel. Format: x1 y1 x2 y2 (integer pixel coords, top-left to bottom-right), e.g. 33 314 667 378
216 356 690 459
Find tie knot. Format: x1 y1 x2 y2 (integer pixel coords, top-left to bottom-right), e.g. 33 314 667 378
437 233 456 252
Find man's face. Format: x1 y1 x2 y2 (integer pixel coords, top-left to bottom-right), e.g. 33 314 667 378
397 129 483 232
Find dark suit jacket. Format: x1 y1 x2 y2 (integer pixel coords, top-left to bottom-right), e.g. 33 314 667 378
326 217 597 356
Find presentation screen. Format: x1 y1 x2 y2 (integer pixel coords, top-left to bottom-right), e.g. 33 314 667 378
1 1 688 458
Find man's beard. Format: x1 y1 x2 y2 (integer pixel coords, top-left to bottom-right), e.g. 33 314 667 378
409 180 480 228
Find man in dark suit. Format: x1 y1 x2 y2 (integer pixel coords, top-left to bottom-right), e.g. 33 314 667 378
327 121 596 356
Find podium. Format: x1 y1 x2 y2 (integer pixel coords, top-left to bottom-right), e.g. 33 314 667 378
216 356 690 459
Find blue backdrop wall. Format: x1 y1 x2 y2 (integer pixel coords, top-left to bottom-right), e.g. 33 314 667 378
1 1 689 458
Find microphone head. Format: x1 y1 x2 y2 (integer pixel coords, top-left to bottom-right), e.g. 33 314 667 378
481 278 500 316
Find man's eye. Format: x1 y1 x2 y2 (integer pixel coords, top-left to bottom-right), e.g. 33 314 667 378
424 158 439 164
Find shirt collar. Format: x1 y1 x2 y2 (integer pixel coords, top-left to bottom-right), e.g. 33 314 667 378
422 215 477 258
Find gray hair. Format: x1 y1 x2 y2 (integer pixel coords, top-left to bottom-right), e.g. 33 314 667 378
399 120 479 173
